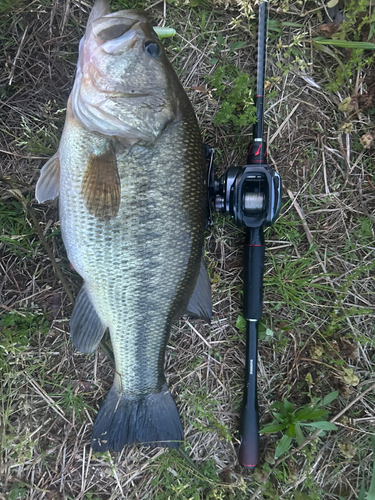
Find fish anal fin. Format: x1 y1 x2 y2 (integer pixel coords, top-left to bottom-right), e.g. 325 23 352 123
35 152 60 203
185 258 212 324
82 144 120 220
70 284 106 354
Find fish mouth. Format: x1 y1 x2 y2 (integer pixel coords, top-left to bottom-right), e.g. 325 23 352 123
110 91 152 99
91 11 145 40
91 12 147 53
101 30 137 54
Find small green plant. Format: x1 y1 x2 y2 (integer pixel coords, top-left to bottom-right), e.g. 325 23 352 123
17 113 60 156
59 383 90 422
8 481 28 500
260 391 339 458
358 436 375 500
236 315 274 341
315 0 375 92
84 494 102 500
208 65 256 128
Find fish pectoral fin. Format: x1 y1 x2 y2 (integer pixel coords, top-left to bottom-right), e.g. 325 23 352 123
70 284 107 354
185 258 212 324
35 152 60 203
82 144 121 220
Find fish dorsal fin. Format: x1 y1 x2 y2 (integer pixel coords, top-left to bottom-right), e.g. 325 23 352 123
185 258 212 324
35 152 60 203
82 144 120 220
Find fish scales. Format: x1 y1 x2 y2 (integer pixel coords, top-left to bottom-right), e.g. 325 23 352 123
36 0 212 451
60 107 205 396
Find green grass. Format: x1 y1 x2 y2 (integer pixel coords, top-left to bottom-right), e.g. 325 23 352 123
0 310 49 371
148 449 247 500
0 0 26 13
266 251 332 310
180 386 232 441
17 113 61 156
0 200 41 258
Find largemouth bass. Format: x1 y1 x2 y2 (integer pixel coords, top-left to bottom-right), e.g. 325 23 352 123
36 0 211 452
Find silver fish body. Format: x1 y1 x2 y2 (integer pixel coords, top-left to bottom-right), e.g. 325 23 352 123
36 0 211 451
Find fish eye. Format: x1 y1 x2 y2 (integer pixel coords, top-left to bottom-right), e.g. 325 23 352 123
144 41 162 58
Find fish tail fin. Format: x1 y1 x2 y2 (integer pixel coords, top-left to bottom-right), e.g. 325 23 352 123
91 383 183 452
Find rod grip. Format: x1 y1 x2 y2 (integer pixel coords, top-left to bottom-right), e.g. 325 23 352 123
243 227 265 320
238 320 259 469
238 404 259 469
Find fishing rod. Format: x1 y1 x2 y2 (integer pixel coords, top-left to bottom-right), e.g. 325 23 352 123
207 0 281 468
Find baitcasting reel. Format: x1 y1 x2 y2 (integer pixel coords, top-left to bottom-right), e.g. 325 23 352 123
206 145 282 230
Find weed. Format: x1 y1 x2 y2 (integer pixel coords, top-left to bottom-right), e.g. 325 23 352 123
7 481 28 500
360 436 375 499
324 47 374 92
269 212 303 245
315 0 375 91
261 391 339 458
83 494 102 500
207 65 257 128
17 112 61 156
110 0 149 11
236 315 274 341
181 387 232 441
344 216 375 254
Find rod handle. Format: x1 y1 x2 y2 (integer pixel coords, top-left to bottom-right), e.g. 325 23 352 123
238 320 259 469
243 227 265 320
238 403 259 468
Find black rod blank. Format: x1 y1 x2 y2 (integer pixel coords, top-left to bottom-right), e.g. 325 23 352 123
238 0 269 469
253 0 268 141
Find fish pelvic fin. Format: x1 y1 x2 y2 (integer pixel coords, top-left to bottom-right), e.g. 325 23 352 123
70 284 107 354
91 384 183 452
185 258 212 324
35 151 60 203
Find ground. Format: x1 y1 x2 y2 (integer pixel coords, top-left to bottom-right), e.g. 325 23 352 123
0 0 375 499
